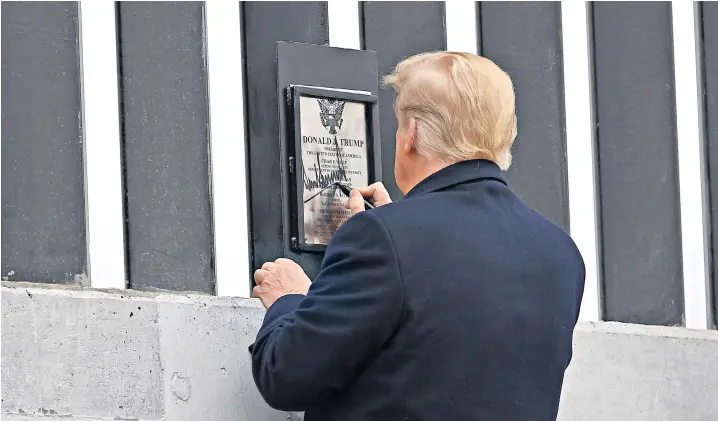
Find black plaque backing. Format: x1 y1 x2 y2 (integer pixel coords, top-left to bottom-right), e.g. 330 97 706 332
276 42 381 279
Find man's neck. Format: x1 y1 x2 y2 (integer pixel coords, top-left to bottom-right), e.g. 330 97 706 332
403 159 453 194
403 154 497 194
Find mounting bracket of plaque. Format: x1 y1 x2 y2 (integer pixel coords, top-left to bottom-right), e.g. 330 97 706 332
274 41 381 278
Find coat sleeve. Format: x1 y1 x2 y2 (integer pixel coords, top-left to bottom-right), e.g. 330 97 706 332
249 210 404 411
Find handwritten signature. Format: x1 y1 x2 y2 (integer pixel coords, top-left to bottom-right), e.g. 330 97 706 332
302 136 349 198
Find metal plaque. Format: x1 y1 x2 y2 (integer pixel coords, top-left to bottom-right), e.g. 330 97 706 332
289 86 377 251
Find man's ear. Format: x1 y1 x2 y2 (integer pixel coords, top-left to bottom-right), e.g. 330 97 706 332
405 117 417 153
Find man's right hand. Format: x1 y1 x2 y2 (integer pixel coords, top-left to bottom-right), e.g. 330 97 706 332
345 182 393 215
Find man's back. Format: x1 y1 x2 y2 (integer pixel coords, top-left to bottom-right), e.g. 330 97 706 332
320 159 584 420
251 160 585 421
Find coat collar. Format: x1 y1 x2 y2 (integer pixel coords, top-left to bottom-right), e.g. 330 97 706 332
404 159 507 199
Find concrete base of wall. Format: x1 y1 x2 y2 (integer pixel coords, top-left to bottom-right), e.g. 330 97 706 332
2 282 717 420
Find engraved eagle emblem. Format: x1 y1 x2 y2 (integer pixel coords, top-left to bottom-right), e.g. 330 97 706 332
317 98 346 135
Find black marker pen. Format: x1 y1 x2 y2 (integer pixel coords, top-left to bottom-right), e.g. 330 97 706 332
334 183 375 210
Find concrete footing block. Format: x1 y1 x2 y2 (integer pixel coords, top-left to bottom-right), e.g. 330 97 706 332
3 282 718 421
1 283 286 421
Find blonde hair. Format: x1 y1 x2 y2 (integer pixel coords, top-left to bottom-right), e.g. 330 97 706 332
382 51 517 170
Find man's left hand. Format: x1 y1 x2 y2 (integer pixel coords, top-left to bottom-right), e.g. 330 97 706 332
253 258 312 308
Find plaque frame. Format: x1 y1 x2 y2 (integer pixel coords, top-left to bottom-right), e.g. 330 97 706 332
286 85 379 253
